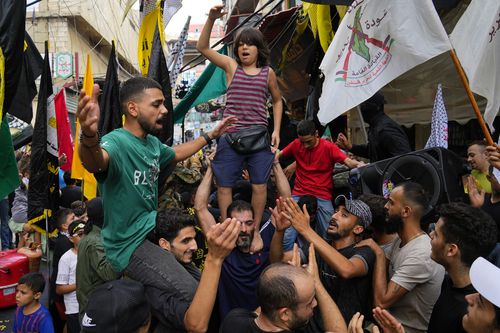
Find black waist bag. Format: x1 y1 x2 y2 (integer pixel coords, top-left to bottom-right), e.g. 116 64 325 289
225 126 270 154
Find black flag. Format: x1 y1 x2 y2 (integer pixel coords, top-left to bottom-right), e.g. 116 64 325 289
9 32 44 123
0 0 25 120
148 27 174 146
0 0 25 198
28 42 59 237
98 41 122 136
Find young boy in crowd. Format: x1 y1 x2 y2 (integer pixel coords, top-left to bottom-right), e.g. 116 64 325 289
13 272 54 333
56 221 85 333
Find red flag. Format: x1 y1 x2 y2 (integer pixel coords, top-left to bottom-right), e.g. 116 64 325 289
55 89 73 171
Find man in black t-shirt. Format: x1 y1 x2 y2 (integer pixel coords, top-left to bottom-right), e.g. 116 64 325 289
272 196 375 326
427 203 497 333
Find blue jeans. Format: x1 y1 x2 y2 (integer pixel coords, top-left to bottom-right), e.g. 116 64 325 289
0 198 11 250
125 239 198 302
283 196 333 251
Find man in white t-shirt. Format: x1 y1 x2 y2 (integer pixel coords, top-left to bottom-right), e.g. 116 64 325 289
358 182 444 333
57 221 85 333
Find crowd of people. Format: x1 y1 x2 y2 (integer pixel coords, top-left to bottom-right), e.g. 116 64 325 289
2 6 500 333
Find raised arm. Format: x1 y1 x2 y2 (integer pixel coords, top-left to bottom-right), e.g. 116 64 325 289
283 198 370 279
183 218 240 333
196 5 235 73
306 244 348 333
173 116 236 163
356 239 408 309
272 155 291 198
77 84 110 174
269 198 291 263
194 162 217 234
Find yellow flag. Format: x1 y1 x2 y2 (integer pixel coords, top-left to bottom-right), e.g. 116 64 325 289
71 54 97 199
137 2 163 76
336 5 348 20
303 4 334 53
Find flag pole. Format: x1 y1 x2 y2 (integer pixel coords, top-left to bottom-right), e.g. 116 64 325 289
45 211 50 280
449 49 494 146
356 106 368 143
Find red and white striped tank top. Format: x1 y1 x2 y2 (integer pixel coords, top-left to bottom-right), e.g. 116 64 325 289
224 65 270 131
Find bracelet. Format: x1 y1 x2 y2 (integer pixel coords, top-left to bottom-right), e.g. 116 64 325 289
80 132 100 149
202 132 212 144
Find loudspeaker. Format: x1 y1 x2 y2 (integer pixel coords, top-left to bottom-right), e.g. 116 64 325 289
349 147 470 208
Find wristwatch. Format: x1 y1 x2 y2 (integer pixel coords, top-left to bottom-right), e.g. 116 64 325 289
202 132 212 144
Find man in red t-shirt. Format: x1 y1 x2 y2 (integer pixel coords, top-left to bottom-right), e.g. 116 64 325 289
278 120 362 254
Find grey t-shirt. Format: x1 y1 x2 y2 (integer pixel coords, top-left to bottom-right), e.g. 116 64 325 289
388 234 444 333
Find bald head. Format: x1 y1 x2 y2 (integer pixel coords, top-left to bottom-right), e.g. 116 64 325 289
257 263 310 321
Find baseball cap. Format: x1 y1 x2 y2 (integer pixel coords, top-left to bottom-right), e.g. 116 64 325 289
68 221 85 236
470 257 500 308
334 195 372 228
81 279 150 333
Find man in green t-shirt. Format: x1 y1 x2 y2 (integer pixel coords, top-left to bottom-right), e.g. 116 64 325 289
76 77 235 301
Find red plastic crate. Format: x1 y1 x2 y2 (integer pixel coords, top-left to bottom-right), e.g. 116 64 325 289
0 249 29 308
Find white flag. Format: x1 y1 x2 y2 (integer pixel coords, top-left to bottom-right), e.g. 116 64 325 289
163 0 183 29
450 0 500 131
168 16 191 88
318 0 451 125
425 84 448 149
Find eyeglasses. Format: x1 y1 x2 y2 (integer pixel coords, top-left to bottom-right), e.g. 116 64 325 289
72 231 84 237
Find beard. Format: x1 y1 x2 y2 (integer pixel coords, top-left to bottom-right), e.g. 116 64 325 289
289 312 311 330
138 115 161 136
327 220 351 241
236 231 253 249
385 214 404 233
329 228 351 241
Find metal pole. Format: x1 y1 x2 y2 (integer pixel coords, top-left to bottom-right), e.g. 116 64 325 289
356 106 368 143
182 117 186 143
45 211 50 288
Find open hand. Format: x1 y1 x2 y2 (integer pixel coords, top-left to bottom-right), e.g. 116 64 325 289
467 175 485 208
306 244 320 282
270 198 291 232
209 116 237 139
206 218 241 260
373 307 405 333
282 198 311 234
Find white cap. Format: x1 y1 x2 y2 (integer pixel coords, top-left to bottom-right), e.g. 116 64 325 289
470 257 500 308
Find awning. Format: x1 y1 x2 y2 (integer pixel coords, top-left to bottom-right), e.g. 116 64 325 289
257 6 299 44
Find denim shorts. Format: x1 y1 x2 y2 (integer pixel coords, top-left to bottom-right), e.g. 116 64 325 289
212 134 274 187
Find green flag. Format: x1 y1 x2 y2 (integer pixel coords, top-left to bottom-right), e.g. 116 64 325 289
173 45 228 123
0 0 26 197
0 116 20 197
